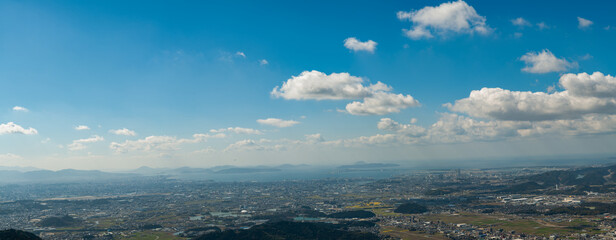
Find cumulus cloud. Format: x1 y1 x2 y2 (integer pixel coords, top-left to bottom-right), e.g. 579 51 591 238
0 153 22 161
511 17 530 27
397 0 490 39
426 113 616 142
224 139 285 152
0 122 38 135
304 133 325 143
578 17 593 29
110 128 137 136
345 92 420 115
249 72 616 148
348 114 528 145
210 127 262 135
75 125 90 131
225 139 262 151
272 71 379 100
260 59 269 65
12 106 29 112
447 72 616 121
68 135 104 151
560 72 616 98
257 118 300 128
377 118 427 137
110 136 180 152
236 51 246 58
520 50 576 73
341 110 616 147
343 37 377 53
426 113 530 142
324 134 407 147
272 71 419 115
110 133 224 153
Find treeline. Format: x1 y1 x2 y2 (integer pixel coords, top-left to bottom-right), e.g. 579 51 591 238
394 202 428 214
194 221 380 240
38 215 81 227
327 210 375 219
0 229 41 240
252 208 375 221
526 165 616 186
547 202 616 215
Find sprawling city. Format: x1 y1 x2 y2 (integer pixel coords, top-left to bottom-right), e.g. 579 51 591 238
1 163 616 239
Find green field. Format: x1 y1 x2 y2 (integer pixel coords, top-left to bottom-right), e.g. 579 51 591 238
425 213 603 236
122 231 184 240
381 226 448 240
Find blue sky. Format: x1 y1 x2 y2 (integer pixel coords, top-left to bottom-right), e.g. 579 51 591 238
1 0 616 170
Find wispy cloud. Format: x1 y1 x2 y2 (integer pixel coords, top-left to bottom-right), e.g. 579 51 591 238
578 17 593 29
12 106 29 112
75 125 90 131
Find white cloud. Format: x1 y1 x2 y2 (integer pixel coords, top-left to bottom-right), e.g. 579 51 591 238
257 118 300 128
580 54 593 61
446 72 616 121
0 122 38 135
272 71 379 100
110 133 224 153
560 72 616 98
426 113 529 142
236 51 246 58
225 139 262 151
304 133 325 143
68 135 104 151
110 128 137 136
194 147 216 154
0 153 22 160
260 59 269 65
520 50 576 74
224 139 285 152
342 110 616 147
578 17 593 29
536 22 549 30
511 17 530 27
426 113 616 142
345 92 420 115
377 118 427 137
324 134 406 147
75 125 90 131
209 127 262 135
397 0 490 40
272 70 419 115
110 136 180 152
12 106 29 112
343 37 377 53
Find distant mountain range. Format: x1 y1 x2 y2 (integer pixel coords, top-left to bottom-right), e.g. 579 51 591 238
498 164 616 194
337 162 400 169
525 164 616 186
0 162 402 184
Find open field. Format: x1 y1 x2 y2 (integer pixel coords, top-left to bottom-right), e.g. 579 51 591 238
380 226 448 240
122 231 183 240
425 213 603 236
